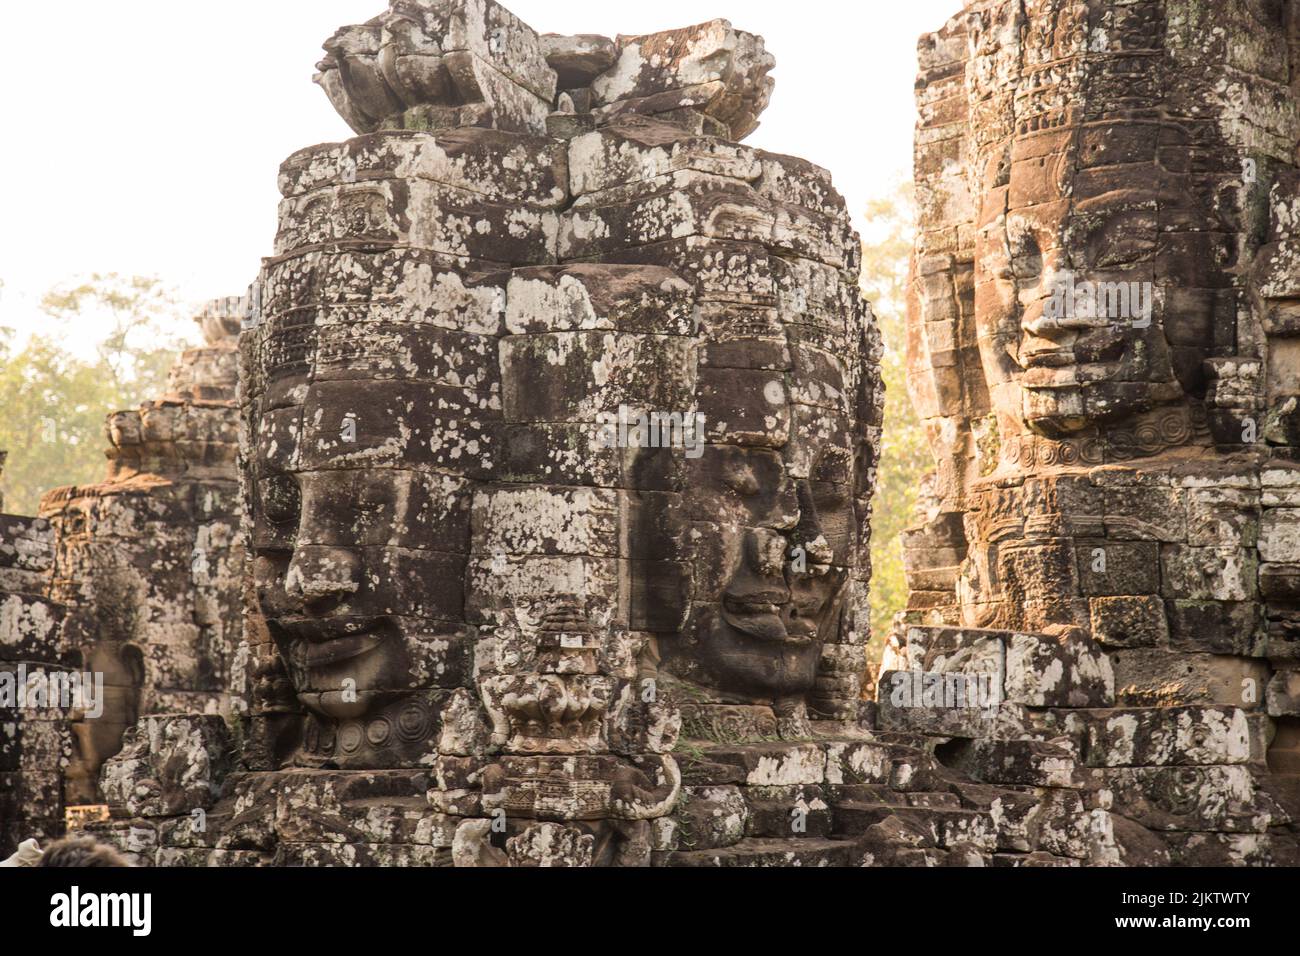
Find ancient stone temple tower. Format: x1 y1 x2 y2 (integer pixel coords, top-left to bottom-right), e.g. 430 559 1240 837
39 299 246 809
896 0 1300 862
88 0 909 867
77 0 1296 868
237 0 883 867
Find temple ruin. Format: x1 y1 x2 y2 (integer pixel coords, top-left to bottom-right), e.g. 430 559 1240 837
0 301 245 856
0 456 65 854
897 0 1300 862
2 0 1298 867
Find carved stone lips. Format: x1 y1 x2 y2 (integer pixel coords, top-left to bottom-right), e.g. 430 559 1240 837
1021 349 1076 370
275 617 388 669
785 609 819 640
722 590 795 643
1022 362 1124 388
303 632 384 668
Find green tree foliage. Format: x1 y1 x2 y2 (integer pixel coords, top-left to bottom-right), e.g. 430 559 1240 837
40 273 183 398
0 275 189 515
861 183 930 661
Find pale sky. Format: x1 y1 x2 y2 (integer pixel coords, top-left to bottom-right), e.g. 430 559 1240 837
0 0 962 350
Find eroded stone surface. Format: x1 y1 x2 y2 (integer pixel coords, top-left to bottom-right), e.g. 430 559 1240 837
1 439 72 852
39 302 246 810
54 0 1300 869
893 0 1300 866
315 2 774 143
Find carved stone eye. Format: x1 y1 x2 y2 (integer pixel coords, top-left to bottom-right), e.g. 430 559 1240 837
812 449 851 487
815 485 848 511
1010 232 1042 280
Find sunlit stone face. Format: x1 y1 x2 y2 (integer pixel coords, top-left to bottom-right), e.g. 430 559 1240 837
967 0 1235 441
973 139 1209 440
905 0 1300 660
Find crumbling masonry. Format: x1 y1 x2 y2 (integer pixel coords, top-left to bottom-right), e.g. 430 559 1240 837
0 302 244 856
5 0 1298 866
0 456 65 854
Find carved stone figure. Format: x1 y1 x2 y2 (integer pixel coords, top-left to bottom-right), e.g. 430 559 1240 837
896 0 1300 863
39 300 245 808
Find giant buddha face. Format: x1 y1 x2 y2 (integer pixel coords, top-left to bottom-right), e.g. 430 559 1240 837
245 246 503 769
251 452 475 717
967 0 1236 441
679 428 856 705
656 282 871 712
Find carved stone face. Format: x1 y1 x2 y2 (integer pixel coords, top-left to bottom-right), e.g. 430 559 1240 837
974 145 1219 438
902 0 1300 708
668 334 863 707
64 643 143 807
252 460 471 718
967 1 1233 440
247 293 494 766
682 447 852 702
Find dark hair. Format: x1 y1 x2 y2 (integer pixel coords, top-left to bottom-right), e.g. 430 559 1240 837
38 836 132 868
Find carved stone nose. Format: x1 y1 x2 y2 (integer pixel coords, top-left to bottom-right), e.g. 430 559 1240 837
285 545 361 606
1021 295 1082 341
746 528 791 579
793 480 822 537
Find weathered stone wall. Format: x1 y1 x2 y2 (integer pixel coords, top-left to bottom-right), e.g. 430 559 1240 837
40 300 246 810
0 474 67 855
894 0 1300 864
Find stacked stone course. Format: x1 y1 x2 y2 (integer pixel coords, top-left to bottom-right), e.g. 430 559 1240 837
0 459 68 855
896 0 1300 865
26 0 1300 867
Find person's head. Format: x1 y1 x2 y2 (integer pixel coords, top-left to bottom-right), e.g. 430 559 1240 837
38 836 132 868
